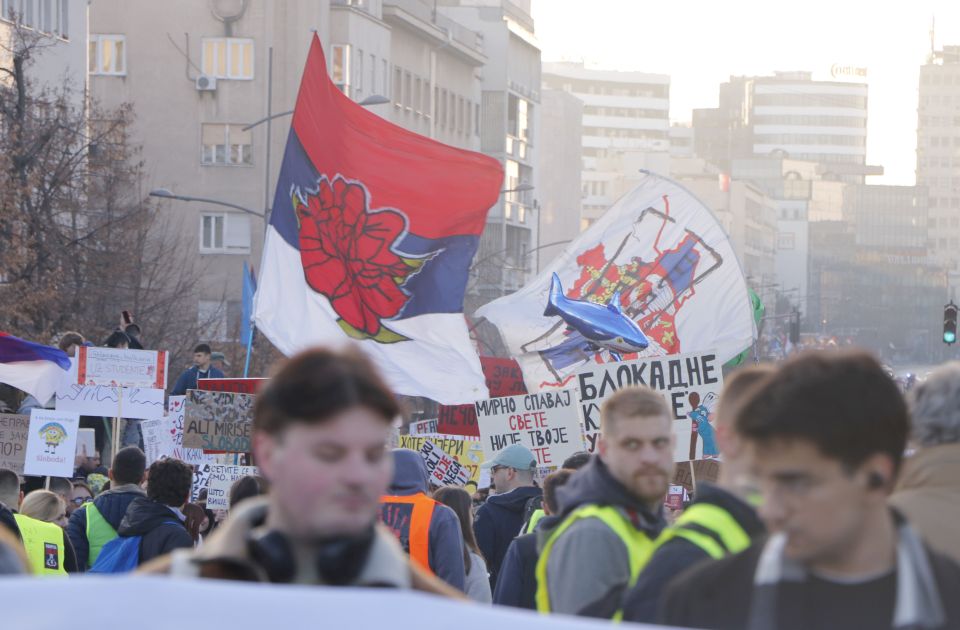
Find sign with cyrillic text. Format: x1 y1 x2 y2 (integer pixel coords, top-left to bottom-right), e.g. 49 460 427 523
475 390 584 468
576 350 723 461
398 434 484 484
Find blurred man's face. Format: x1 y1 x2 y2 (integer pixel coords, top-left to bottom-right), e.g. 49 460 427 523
255 407 393 540
194 352 211 370
750 438 883 567
598 413 674 510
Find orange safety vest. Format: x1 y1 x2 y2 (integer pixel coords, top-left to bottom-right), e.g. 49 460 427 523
379 493 437 574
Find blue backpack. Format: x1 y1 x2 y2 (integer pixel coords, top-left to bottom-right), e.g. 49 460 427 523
88 522 180 574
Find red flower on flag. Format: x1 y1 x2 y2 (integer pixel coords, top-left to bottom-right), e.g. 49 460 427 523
295 176 413 338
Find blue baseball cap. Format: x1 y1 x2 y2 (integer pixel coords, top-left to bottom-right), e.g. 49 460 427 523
480 444 537 471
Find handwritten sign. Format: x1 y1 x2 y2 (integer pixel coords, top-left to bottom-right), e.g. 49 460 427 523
0 414 30 475
408 418 438 436
576 351 724 461
76 346 168 389
475 390 584 468
23 409 80 477
398 434 484 484
206 465 260 509
672 459 721 493
419 440 470 486
183 390 255 453
436 358 527 437
55 385 166 421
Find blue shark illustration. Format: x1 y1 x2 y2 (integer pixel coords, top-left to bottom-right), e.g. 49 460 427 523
543 273 649 361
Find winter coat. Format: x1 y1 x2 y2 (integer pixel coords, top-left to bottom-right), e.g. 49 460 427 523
170 365 225 396
492 528 542 610
66 483 145 571
117 496 193 566
382 449 466 591
473 484 542 589
890 443 960 565
538 456 665 617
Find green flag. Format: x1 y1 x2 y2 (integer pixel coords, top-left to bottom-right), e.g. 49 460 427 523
724 288 765 368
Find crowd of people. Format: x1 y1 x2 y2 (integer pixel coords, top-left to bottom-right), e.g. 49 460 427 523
1 341 960 629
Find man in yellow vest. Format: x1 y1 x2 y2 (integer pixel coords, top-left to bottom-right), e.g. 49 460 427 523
66 446 146 570
621 366 773 623
0 467 68 576
536 386 673 618
379 449 465 591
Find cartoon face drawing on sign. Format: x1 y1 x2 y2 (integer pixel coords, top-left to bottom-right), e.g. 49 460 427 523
38 423 68 454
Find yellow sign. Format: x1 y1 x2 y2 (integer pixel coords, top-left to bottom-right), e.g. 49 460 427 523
398 434 484 484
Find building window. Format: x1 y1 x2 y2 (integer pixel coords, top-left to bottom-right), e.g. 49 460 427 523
332 44 351 95
201 38 254 80
201 124 253 166
199 213 251 254
414 76 422 115
89 35 126 76
404 71 412 111
381 59 389 97
369 53 376 98
393 66 402 107
355 48 363 96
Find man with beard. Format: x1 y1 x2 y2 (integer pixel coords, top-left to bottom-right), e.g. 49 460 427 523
536 386 672 619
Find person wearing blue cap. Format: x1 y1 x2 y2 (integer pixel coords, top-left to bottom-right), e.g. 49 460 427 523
473 443 542 590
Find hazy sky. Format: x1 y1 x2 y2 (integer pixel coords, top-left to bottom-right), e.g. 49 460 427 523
531 1 960 185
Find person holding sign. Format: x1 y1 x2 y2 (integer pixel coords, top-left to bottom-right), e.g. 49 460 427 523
536 386 672 619
144 347 459 597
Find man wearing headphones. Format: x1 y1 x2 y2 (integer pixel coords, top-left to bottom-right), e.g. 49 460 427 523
142 347 458 596
659 351 960 630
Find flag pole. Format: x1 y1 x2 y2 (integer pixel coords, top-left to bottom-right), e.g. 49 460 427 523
243 326 255 378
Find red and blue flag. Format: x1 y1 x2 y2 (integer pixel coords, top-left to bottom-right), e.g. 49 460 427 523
0 332 71 403
255 36 503 404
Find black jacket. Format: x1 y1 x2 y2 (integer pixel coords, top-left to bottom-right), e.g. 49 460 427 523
492 529 539 610
66 485 144 571
0 503 19 540
658 536 960 630
622 483 765 623
117 496 193 566
473 484 542 589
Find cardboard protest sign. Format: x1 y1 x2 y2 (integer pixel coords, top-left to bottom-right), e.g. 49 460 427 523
0 414 29 475
197 378 267 395
398 434 484 484
23 409 80 477
672 459 721 493
183 390 255 453
55 385 166 421
76 346 168 389
206 465 260 509
475 390 584 468
576 350 724 461
408 418 438 436
419 440 471 486
436 357 527 437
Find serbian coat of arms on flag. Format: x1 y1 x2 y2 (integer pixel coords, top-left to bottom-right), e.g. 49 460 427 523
255 36 503 404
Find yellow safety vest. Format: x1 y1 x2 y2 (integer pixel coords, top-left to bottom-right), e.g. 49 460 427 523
84 502 118 567
522 508 545 535
656 502 752 560
535 505 656 620
13 513 67 577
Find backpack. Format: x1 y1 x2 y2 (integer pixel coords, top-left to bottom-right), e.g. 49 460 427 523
520 495 544 533
88 522 180 574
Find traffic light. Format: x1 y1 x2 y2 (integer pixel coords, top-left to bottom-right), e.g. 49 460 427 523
789 309 800 344
944 302 958 345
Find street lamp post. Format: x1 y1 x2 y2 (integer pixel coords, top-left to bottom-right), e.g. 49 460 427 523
498 182 535 296
148 188 264 217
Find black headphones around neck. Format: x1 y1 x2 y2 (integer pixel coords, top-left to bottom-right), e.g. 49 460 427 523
246 525 376 585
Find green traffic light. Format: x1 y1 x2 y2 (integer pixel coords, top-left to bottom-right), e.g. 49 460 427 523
946 331 957 344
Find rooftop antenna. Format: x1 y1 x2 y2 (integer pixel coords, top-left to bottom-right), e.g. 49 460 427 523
930 15 936 62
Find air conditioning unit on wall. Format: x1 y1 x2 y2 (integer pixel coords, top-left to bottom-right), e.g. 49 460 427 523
195 75 217 91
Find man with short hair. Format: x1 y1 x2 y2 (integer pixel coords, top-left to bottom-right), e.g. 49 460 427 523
170 343 225 396
622 366 773 623
659 351 960 630
66 446 147 571
537 386 672 618
0 467 74 575
0 468 23 540
116 458 194 566
473 443 542 589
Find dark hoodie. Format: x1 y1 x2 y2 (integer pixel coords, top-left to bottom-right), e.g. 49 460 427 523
622 482 765 623
380 449 466 592
117 496 193 566
474 482 542 590
537 456 665 618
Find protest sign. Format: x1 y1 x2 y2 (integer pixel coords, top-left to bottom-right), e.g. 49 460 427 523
672 459 721 493
183 390 255 452
664 485 688 510
206 465 260 509
55 385 166 421
23 409 80 477
475 390 584 468
419 440 471 486
398 434 484 484
408 418 438 436
141 416 175 465
576 350 724 461
0 414 29 475
197 378 267 394
191 463 213 501
76 429 95 459
76 346 169 389
436 357 527 437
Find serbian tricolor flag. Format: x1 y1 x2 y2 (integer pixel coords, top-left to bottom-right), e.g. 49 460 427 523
0 332 71 403
255 36 503 404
